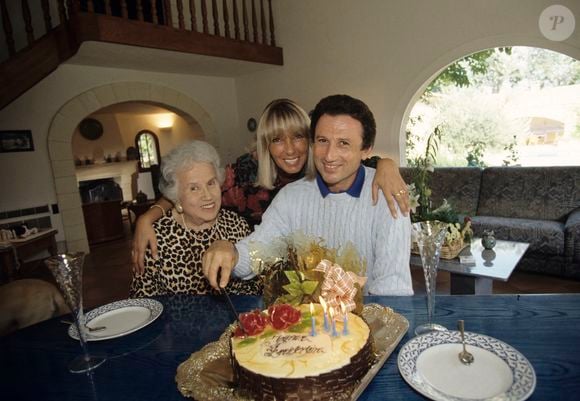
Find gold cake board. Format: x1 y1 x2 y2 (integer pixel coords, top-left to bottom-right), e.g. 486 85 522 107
175 304 409 401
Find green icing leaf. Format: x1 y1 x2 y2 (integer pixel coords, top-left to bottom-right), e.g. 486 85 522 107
284 270 300 284
301 280 318 295
237 337 258 347
283 282 303 296
288 319 310 333
278 294 302 305
260 329 276 339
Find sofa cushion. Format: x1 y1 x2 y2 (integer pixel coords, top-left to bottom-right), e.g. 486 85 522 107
471 215 565 256
401 167 482 216
477 167 580 221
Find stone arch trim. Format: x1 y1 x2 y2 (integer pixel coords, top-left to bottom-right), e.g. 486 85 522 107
47 82 218 253
391 35 580 163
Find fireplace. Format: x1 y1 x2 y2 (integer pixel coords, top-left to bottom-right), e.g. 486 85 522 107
79 178 122 204
75 161 137 245
75 161 138 201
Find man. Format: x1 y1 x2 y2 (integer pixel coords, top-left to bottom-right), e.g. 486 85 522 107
203 94 412 296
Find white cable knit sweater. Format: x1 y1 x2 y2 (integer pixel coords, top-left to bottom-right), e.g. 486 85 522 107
233 166 413 296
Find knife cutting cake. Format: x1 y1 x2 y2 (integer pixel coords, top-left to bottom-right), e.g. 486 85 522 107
231 303 373 401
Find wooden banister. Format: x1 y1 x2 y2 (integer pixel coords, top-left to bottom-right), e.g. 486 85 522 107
251 0 257 43
121 0 128 19
268 0 275 45
57 0 67 23
223 0 230 39
41 0 52 33
0 0 283 110
242 0 249 41
151 0 158 24
21 0 35 45
136 0 144 22
163 0 172 26
177 0 184 29
212 0 220 36
233 0 240 40
104 0 112 16
189 0 196 31
260 0 265 45
201 0 208 33
0 0 15 56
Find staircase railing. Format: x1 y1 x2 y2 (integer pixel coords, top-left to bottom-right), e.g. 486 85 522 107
0 0 282 110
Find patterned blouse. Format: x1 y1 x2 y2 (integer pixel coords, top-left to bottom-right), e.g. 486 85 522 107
221 153 381 227
130 208 263 297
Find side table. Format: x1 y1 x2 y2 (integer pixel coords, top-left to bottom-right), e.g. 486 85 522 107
0 229 58 283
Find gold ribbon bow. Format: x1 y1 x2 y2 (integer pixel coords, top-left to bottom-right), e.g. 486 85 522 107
314 259 367 314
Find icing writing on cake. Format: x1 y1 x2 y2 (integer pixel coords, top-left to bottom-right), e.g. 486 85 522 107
262 333 331 359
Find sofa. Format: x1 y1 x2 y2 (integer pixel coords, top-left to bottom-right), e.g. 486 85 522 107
400 166 580 279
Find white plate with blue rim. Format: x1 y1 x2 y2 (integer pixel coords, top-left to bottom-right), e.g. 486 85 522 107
68 298 163 342
397 330 536 401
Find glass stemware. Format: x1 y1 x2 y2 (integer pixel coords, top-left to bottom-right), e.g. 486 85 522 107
45 252 105 373
412 221 448 336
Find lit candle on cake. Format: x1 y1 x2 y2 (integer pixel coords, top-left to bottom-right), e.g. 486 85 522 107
329 306 338 337
340 301 349 335
319 296 330 332
309 303 316 336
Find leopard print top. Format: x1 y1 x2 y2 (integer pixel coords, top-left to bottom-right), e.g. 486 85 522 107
130 209 262 297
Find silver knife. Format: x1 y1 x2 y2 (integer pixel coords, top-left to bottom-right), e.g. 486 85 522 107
220 287 248 336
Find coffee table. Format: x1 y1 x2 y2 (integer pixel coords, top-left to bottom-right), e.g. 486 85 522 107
410 238 529 295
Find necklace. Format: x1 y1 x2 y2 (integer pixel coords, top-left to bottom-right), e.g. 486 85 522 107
176 210 218 242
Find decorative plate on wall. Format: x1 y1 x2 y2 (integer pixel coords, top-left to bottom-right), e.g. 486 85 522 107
247 118 257 132
79 118 104 140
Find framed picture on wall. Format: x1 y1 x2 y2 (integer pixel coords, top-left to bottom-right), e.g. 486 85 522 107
0 130 34 153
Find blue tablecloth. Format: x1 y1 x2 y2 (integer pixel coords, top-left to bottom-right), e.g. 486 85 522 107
1 294 579 400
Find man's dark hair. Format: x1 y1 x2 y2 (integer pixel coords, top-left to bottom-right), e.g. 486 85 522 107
309 94 376 150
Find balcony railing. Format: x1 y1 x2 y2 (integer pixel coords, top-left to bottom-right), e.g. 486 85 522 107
0 0 282 110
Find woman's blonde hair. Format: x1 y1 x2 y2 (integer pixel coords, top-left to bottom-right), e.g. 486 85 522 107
255 99 315 189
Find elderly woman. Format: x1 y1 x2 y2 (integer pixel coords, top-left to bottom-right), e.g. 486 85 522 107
129 140 261 297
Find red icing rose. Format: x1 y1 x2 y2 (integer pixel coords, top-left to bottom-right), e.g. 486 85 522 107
235 310 269 337
268 304 301 330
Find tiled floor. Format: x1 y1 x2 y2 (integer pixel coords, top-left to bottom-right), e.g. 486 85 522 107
19 221 580 309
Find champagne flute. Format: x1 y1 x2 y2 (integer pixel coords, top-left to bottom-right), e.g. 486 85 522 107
45 252 105 373
412 221 448 336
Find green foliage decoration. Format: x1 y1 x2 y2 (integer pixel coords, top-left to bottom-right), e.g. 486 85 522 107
407 126 443 222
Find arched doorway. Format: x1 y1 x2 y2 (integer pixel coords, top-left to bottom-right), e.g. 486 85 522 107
47 82 218 253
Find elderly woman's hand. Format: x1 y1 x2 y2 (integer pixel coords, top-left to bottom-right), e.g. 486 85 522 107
131 214 159 275
372 158 410 218
202 240 239 290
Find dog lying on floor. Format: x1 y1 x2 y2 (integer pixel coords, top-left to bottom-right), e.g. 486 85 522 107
0 279 69 336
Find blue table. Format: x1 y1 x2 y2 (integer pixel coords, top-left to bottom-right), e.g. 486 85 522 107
1 294 579 400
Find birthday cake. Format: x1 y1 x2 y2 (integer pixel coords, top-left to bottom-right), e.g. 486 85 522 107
231 303 373 401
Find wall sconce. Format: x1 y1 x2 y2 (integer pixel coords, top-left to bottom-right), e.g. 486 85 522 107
156 113 174 130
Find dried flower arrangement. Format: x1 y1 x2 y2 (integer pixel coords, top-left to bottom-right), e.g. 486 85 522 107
248 232 367 313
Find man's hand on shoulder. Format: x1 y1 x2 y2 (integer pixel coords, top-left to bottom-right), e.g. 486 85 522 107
202 240 239 290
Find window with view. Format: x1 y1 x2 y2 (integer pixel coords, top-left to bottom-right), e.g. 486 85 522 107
135 130 160 171
406 47 580 168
